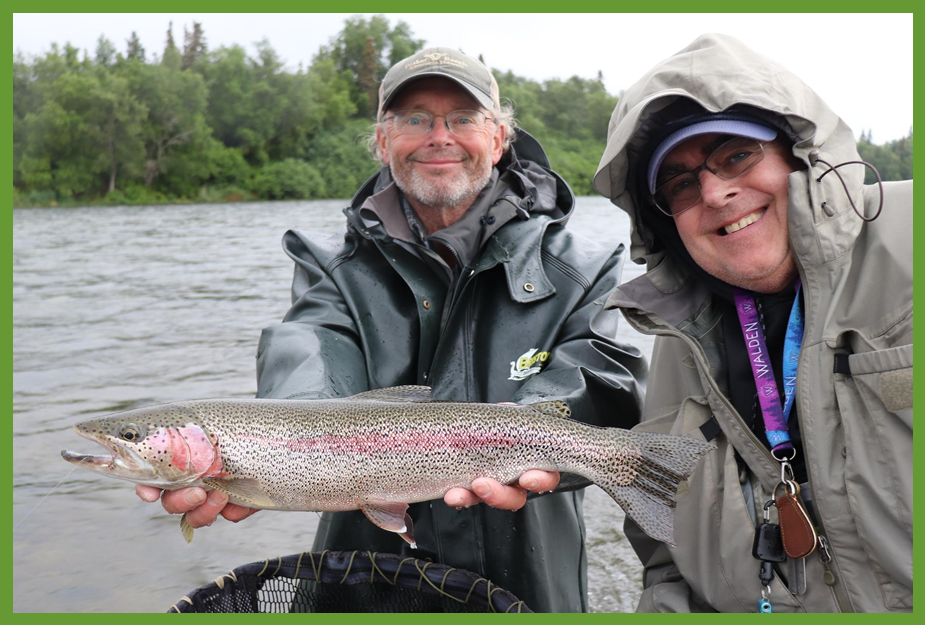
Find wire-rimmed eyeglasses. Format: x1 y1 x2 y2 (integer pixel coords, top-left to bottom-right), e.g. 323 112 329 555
382 109 496 137
652 137 767 216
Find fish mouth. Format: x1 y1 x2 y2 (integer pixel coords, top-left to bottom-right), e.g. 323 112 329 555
61 448 115 470
61 425 151 478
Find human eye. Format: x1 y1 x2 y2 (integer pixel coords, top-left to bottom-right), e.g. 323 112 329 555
665 175 695 198
400 112 430 127
714 139 761 172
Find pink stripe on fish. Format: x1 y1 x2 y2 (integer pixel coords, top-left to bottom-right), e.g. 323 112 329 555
241 431 522 454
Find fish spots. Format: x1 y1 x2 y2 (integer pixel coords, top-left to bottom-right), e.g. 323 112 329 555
240 431 522 455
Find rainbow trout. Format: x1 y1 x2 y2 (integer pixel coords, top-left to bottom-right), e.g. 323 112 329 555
62 385 712 546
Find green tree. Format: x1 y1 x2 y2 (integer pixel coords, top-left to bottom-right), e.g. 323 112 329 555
857 128 913 183
162 22 181 69
126 60 211 188
316 15 423 117
126 31 145 63
182 22 207 70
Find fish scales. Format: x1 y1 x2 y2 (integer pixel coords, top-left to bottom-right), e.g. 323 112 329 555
62 385 713 546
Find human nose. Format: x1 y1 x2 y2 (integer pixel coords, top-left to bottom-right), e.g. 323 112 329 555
697 169 738 208
426 116 455 144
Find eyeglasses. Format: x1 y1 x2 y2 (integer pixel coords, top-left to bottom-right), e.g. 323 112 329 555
652 137 767 216
382 109 496 137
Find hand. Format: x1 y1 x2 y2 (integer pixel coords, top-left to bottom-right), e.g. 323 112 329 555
443 470 560 511
135 485 259 529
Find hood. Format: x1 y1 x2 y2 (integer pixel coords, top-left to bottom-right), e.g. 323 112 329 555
593 33 865 268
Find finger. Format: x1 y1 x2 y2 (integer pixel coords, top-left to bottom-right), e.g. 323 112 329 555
135 484 163 503
444 487 481 508
221 504 260 523
160 487 208 515
182 490 229 529
471 478 527 511
518 470 560 492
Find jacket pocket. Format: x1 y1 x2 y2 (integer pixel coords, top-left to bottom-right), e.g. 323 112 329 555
637 398 808 611
833 342 913 609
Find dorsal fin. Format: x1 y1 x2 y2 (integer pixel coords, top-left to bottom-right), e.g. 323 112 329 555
349 386 433 402
528 400 571 419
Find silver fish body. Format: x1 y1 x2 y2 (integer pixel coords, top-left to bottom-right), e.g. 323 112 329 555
62 385 712 546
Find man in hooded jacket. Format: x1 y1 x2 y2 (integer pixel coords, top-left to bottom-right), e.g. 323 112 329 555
593 34 912 612
139 47 647 612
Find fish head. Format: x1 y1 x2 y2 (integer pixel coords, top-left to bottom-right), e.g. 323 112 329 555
61 403 220 489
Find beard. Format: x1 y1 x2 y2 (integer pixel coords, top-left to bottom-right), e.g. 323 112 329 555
389 149 493 210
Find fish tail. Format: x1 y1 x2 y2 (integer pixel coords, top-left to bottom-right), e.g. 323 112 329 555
586 430 713 546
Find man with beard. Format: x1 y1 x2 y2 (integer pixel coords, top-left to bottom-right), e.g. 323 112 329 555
137 47 646 612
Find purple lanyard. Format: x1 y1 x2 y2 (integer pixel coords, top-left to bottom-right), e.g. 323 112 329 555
733 282 803 456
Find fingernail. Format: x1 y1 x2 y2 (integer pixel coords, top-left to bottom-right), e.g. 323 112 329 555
139 490 159 502
446 495 463 507
524 478 539 491
474 483 491 498
185 490 206 506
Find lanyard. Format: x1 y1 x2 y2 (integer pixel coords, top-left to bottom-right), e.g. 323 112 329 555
733 282 804 456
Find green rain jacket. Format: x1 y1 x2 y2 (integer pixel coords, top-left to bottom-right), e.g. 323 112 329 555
256 135 647 612
593 34 912 612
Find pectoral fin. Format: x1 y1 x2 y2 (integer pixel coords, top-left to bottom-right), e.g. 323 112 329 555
203 478 276 508
180 514 195 544
360 501 416 548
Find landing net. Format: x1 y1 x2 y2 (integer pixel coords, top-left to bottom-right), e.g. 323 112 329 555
168 550 531 613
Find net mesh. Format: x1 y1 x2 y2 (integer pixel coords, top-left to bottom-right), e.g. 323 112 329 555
168 550 532 613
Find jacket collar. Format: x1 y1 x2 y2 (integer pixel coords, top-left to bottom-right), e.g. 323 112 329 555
344 158 573 305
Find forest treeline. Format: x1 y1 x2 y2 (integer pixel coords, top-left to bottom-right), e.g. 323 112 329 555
13 16 913 207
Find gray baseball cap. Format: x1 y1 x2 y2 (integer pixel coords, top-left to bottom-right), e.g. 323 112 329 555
378 47 500 120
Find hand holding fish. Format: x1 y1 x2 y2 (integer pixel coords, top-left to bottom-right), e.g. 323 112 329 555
136 485 259 528
444 470 560 510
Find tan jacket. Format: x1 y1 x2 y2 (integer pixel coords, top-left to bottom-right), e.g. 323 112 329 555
593 34 912 612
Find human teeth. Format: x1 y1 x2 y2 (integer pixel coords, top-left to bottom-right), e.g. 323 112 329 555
724 210 764 234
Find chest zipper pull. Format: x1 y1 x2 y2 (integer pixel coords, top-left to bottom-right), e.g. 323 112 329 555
818 534 837 586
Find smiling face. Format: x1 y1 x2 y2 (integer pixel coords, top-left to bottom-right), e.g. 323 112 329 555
660 134 801 293
377 77 504 216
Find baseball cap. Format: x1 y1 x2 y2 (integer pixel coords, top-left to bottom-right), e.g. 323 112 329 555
378 47 500 120
646 113 778 193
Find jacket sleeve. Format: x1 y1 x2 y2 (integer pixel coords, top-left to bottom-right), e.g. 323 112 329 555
255 231 369 400
511 245 647 430
624 517 718 613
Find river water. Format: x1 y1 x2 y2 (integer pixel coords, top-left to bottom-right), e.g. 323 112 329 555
12 197 654 613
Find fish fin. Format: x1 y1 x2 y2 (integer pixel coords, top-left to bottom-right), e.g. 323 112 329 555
349 386 433 403
528 400 572 419
360 501 417 549
589 430 714 546
203 478 276 508
180 514 194 544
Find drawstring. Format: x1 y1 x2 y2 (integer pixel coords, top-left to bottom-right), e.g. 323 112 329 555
809 151 884 222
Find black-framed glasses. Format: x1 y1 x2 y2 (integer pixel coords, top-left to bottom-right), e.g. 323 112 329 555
382 109 496 137
652 137 767 216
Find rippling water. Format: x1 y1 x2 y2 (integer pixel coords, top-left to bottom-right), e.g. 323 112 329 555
13 197 653 613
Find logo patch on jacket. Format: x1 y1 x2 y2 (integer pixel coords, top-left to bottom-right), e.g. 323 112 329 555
509 348 550 381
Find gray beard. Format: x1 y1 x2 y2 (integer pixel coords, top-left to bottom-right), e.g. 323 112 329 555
391 160 492 210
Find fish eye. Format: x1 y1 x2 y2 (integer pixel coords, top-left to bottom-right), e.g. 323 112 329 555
120 424 145 442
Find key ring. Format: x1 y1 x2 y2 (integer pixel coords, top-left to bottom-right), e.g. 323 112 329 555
774 480 799 499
